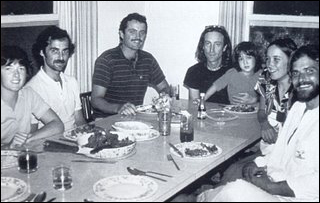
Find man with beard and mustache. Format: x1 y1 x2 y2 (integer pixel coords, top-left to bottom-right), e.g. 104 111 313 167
26 26 86 131
91 13 169 119
173 45 319 202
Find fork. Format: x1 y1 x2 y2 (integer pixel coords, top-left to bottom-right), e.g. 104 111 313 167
167 154 180 171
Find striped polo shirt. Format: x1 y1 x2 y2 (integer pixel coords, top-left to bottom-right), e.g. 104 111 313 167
92 46 165 118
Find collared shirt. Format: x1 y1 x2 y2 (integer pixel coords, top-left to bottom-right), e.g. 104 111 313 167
255 102 319 201
25 68 81 130
92 46 166 118
1 87 50 144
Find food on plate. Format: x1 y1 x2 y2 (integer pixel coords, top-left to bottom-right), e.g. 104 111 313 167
136 105 157 114
185 143 218 157
225 104 256 113
84 131 134 150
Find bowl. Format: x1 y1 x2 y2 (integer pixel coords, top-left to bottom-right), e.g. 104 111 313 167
79 131 136 159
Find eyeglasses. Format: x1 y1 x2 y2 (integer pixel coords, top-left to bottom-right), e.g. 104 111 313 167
205 25 226 30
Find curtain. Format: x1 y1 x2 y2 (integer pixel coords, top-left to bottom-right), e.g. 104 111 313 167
219 1 246 49
56 1 97 93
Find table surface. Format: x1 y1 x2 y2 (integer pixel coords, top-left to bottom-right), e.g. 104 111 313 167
1 100 261 202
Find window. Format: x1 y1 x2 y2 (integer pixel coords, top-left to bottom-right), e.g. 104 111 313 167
253 1 319 16
1 1 53 15
244 1 319 65
1 1 59 76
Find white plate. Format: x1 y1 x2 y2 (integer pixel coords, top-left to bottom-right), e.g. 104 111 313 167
63 125 105 141
223 104 258 115
170 142 222 159
1 177 27 202
112 121 153 131
110 129 160 142
1 151 18 169
206 110 238 122
93 175 158 202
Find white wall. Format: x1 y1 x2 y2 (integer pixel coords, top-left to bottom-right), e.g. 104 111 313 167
97 1 220 103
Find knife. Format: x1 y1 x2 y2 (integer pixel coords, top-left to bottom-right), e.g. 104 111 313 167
43 140 111 155
71 160 116 164
168 143 184 158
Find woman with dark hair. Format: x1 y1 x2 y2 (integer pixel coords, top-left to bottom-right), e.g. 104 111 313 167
256 38 297 154
205 41 262 104
1 45 64 148
184 25 233 104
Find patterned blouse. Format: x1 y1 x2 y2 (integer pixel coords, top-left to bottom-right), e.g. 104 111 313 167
255 69 296 128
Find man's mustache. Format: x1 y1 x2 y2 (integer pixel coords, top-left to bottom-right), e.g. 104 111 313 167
297 82 314 87
54 60 66 63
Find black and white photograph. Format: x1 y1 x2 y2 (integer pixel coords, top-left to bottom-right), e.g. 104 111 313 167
1 1 319 202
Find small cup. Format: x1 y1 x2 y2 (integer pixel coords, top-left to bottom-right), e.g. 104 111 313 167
18 149 38 173
158 109 172 136
52 165 73 191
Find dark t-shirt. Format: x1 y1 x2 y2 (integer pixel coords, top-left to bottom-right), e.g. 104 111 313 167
184 62 230 104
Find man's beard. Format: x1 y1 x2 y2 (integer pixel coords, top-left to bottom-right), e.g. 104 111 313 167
294 83 319 102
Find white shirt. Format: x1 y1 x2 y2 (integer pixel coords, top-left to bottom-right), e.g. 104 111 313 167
255 102 319 202
25 68 82 131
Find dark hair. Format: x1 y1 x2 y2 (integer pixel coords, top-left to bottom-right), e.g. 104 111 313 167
195 25 232 67
119 13 148 42
32 26 75 67
267 38 297 58
1 45 32 78
289 45 319 74
234 41 261 73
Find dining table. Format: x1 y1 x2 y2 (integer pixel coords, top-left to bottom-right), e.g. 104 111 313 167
1 100 261 202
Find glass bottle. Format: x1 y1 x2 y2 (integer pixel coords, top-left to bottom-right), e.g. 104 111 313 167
197 93 207 119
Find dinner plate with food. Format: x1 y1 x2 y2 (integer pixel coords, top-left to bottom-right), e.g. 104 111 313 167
63 124 105 141
170 142 222 159
45 127 136 160
223 104 258 115
136 105 158 115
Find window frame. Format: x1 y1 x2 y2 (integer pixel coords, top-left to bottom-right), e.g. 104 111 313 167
1 2 59 28
243 1 319 41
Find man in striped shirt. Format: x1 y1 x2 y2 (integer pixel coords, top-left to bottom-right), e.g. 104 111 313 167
92 13 169 119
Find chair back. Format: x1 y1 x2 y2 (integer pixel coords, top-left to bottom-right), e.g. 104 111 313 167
80 91 94 122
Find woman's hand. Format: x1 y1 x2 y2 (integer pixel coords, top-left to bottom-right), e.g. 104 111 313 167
261 122 278 144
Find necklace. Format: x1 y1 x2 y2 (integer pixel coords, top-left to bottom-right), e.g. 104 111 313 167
207 65 221 71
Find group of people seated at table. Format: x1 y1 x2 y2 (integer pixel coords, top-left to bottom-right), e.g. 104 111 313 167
1 12 319 202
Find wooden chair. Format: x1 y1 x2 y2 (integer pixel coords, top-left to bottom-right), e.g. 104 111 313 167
80 91 94 123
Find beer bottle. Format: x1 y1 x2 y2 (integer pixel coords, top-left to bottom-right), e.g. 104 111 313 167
197 93 207 119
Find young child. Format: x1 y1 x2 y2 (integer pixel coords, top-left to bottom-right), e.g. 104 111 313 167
1 45 64 148
205 42 262 104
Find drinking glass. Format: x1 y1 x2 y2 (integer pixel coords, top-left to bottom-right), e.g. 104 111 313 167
180 113 194 142
18 149 38 173
52 165 73 191
158 109 172 136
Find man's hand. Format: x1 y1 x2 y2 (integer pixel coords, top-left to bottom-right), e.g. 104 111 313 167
261 122 278 144
118 103 137 116
242 162 265 180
